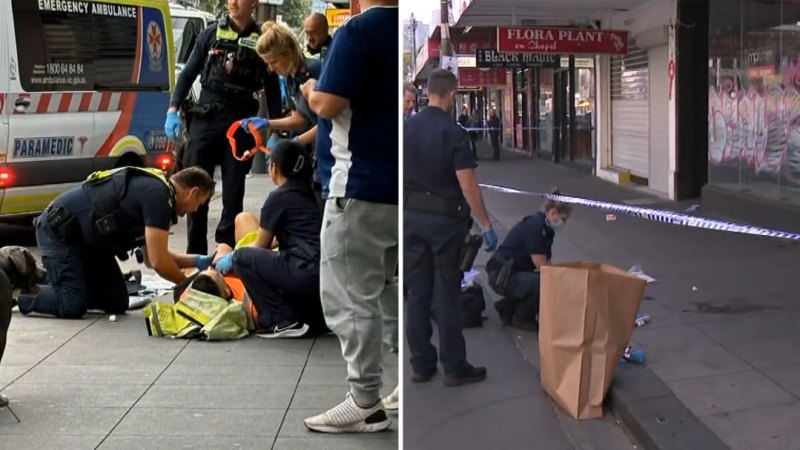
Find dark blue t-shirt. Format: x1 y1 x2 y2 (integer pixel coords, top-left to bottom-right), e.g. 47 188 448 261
259 181 321 256
314 5 398 204
492 212 555 272
56 174 174 251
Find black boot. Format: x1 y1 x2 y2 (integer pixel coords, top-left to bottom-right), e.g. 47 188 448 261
444 365 487 387
493 297 519 326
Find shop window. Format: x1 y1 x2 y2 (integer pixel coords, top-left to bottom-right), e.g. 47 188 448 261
12 1 165 92
708 0 800 206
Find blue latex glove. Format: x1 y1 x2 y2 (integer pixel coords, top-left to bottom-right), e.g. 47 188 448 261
267 134 280 151
195 255 213 271
214 252 234 275
164 111 182 141
240 117 269 131
482 227 498 252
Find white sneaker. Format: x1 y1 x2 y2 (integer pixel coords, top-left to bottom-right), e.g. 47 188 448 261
304 393 391 433
382 386 399 410
256 322 309 339
0 392 8 407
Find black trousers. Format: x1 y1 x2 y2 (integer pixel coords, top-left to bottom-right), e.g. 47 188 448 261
184 111 256 254
404 210 470 376
233 247 327 333
490 131 500 160
20 216 128 319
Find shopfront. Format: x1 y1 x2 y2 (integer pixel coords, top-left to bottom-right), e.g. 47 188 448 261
708 0 800 208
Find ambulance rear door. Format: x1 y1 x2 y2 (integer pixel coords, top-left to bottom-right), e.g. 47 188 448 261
3 0 98 216
0 1 10 207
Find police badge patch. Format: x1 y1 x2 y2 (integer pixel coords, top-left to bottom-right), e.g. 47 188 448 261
147 21 164 73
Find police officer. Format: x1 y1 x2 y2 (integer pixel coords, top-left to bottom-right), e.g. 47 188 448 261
403 69 498 387
165 0 281 255
487 190 572 331
15 167 217 319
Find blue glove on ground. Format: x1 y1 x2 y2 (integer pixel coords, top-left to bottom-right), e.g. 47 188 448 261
164 111 182 141
240 117 269 131
195 255 213 271
214 253 234 275
482 227 498 252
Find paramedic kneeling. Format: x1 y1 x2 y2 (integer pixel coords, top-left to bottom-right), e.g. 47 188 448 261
16 167 216 319
214 140 327 338
486 191 572 331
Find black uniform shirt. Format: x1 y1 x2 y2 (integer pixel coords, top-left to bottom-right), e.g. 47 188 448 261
259 180 321 255
493 212 555 272
170 19 281 118
57 176 174 249
403 106 476 199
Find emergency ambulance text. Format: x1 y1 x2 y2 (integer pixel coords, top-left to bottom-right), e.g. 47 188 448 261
37 0 138 18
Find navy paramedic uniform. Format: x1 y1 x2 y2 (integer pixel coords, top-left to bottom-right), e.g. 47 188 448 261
403 106 475 378
487 212 555 323
284 58 324 209
232 180 327 334
170 16 281 254
18 170 176 319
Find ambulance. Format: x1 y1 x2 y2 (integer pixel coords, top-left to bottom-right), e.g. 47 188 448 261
0 0 177 218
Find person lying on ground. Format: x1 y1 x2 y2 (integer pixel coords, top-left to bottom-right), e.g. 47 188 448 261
212 139 328 338
486 189 572 331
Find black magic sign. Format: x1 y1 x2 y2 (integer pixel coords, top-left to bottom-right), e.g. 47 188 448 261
475 49 560 69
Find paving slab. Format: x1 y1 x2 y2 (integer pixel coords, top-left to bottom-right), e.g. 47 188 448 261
763 363 800 398
97 436 270 450
0 405 128 435
0 434 105 450
3 383 148 408
704 401 800 450
644 342 751 383
111 407 284 437
667 370 795 417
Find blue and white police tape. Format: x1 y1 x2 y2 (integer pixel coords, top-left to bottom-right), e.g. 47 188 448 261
479 184 800 241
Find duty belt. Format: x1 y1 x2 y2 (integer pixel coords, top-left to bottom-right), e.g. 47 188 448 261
404 191 470 220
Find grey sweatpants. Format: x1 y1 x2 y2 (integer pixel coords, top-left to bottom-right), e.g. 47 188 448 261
320 198 398 405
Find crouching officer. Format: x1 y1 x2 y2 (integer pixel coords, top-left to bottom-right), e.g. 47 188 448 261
403 69 498 387
165 0 281 255
15 167 217 319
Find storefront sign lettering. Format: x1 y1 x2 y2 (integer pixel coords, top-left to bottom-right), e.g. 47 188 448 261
458 67 506 87
476 49 560 69
498 27 628 55
428 37 493 59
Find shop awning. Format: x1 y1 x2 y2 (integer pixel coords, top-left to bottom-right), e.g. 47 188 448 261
451 0 649 28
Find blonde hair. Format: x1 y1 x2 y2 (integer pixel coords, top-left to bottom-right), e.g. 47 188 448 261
257 21 305 73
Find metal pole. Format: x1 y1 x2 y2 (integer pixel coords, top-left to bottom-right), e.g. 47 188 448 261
410 13 417 80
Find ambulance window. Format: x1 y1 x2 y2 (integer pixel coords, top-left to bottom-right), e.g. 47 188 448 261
11 1 169 93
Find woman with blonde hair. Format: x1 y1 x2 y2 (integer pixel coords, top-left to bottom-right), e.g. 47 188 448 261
239 21 324 205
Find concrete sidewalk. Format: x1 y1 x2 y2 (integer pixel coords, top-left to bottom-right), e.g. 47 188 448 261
0 174 398 450
473 143 800 450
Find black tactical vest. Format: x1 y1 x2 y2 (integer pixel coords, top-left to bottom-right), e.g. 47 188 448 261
200 17 263 96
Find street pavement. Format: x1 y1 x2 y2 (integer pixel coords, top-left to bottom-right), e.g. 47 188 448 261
460 143 800 450
0 172 398 450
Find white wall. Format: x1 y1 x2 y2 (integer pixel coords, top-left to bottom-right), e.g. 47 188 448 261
596 0 678 198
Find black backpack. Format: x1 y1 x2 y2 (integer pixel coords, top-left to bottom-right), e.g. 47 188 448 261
460 284 486 328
